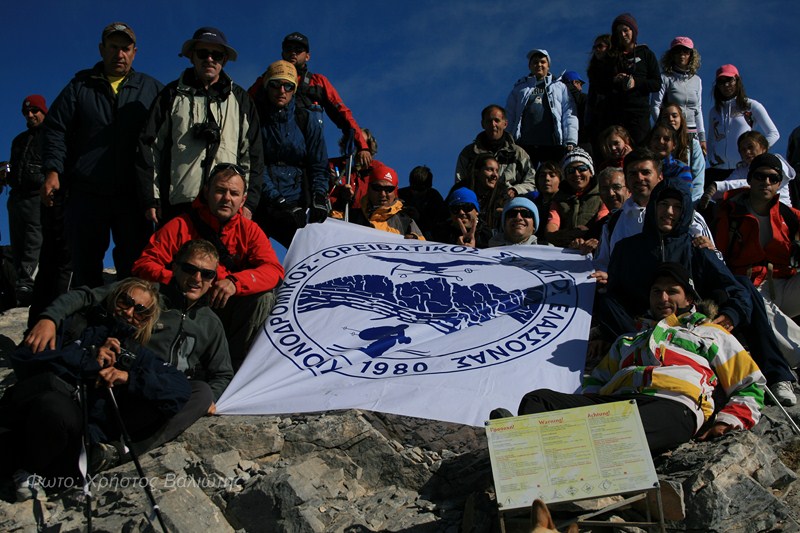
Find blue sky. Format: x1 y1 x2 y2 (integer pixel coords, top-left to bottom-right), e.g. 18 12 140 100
1 0 799 262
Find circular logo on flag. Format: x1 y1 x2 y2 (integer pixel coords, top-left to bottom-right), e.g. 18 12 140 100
265 242 581 379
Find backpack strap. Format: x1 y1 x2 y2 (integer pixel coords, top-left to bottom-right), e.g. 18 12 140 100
188 210 238 272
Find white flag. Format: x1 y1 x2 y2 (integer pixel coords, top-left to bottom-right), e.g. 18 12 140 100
217 219 595 426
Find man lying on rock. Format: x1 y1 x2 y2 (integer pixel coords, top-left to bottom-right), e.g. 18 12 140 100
491 262 766 454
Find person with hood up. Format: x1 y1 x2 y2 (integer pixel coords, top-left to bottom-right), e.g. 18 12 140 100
604 179 797 405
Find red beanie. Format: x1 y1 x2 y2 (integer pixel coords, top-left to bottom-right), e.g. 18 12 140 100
22 95 47 114
368 161 398 188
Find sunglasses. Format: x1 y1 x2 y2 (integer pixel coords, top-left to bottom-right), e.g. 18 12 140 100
211 162 246 177
751 172 781 184
370 184 396 193
178 261 217 280
566 164 591 175
267 80 296 92
117 293 153 317
195 48 226 61
449 203 476 214
506 209 534 220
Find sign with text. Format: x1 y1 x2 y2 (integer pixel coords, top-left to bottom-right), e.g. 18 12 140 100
485 400 658 510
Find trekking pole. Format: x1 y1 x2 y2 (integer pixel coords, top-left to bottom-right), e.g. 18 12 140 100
80 381 93 531
106 387 169 532
343 129 356 223
764 386 800 435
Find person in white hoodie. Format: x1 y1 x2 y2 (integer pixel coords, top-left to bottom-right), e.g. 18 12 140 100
707 64 779 182
506 48 578 168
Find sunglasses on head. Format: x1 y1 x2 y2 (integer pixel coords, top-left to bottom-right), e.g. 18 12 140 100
506 208 534 220
267 80 296 92
117 293 153 316
178 262 217 280
751 171 781 184
566 164 591 174
370 183 395 193
449 203 476 214
195 48 226 62
210 162 246 177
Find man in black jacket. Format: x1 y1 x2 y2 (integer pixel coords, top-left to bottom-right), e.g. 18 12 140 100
40 22 163 291
5 95 47 304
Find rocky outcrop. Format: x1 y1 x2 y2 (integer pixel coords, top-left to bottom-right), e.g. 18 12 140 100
1 305 799 532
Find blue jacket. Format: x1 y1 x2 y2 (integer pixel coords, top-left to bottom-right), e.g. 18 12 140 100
506 73 578 146
607 180 751 327
259 98 328 206
43 63 163 197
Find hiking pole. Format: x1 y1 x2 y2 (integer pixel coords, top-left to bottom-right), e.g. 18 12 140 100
764 386 800 435
343 129 356 223
105 387 169 532
80 381 93 532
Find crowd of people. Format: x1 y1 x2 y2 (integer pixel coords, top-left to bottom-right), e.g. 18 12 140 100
1 12 799 500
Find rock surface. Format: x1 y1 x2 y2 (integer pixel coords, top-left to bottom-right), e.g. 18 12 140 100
1 305 799 532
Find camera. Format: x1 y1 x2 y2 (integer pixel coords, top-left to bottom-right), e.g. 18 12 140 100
191 122 221 144
115 348 137 371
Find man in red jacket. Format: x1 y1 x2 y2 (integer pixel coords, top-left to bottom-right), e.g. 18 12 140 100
248 31 372 168
133 163 284 367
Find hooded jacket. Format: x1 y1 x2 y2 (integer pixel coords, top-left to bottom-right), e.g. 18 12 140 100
8 126 45 194
651 69 705 141
708 97 779 170
546 177 608 247
454 132 536 195
505 72 578 146
608 180 751 327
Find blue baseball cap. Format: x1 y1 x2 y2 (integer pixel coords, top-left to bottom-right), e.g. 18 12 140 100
561 70 585 83
446 187 480 212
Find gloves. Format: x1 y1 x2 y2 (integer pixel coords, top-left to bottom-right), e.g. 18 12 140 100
288 206 307 229
308 194 330 224
697 182 717 210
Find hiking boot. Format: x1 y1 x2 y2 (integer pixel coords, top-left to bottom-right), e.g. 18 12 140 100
769 381 797 407
89 442 123 473
13 469 45 502
489 407 514 420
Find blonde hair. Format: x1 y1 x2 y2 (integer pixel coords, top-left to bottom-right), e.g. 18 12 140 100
106 278 161 346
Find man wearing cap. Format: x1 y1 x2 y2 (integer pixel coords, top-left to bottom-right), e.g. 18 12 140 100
715 153 800 403
454 104 536 196
431 187 492 248
41 22 163 290
494 261 766 455
5 96 47 304
488 198 543 247
506 49 578 168
133 164 284 368
340 162 424 239
138 27 263 226
252 60 328 248
248 32 372 169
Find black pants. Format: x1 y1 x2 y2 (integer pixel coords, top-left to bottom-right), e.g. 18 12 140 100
518 388 696 455
7 191 42 292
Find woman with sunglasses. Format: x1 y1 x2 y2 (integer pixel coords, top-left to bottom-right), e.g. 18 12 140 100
4 278 207 498
707 64 779 183
545 148 608 247
253 60 329 248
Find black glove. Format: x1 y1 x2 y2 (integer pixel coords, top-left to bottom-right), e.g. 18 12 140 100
288 206 307 229
309 194 330 224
